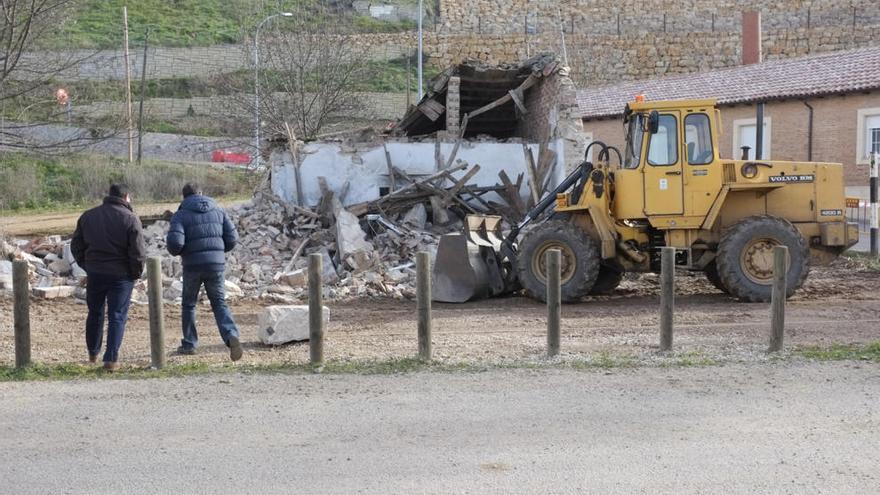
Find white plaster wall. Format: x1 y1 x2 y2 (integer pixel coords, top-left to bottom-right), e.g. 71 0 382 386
271 140 567 208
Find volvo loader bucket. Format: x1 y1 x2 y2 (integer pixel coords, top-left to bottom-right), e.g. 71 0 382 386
432 215 509 303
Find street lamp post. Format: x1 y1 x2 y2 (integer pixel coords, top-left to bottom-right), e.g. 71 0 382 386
254 12 293 167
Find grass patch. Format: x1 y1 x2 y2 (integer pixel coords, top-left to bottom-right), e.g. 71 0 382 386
659 351 719 368
11 343 877 382
0 359 474 382
45 0 425 49
0 152 254 212
567 352 637 369
843 252 880 272
795 342 880 362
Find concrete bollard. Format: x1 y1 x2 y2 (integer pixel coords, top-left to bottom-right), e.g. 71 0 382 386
416 251 432 361
12 261 31 368
659 247 675 352
308 253 324 365
146 257 165 369
769 245 788 353
546 249 561 357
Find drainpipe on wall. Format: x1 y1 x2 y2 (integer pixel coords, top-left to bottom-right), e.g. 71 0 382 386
755 102 764 160
802 100 814 162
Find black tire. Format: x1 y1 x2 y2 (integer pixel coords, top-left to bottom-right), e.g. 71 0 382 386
516 220 600 303
704 261 729 294
589 263 624 295
716 215 810 302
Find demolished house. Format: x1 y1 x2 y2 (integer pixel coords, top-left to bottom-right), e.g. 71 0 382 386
1 55 588 324
269 53 588 223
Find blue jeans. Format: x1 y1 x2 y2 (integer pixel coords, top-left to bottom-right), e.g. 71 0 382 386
85 272 135 363
180 270 239 350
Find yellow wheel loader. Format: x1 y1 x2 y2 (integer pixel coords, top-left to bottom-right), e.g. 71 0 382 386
433 99 859 303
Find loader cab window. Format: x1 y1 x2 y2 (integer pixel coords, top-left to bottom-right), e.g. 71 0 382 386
623 114 644 169
685 113 714 165
647 114 678 166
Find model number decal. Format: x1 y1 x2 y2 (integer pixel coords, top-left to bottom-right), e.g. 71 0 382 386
769 174 814 183
820 209 842 216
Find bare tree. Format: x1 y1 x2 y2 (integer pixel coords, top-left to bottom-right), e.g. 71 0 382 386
0 0 122 151
220 2 376 141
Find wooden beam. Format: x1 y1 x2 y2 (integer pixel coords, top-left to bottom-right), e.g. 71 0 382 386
466 73 539 121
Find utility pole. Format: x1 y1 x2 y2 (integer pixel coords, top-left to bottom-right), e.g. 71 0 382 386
137 28 150 165
122 6 134 163
417 0 424 100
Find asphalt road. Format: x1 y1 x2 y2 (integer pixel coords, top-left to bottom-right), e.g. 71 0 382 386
1 362 878 494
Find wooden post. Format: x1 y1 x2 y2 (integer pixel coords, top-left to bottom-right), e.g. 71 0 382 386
13 261 31 368
308 253 324 365
546 249 561 357
416 251 432 361
659 247 675 351
146 257 165 369
769 246 788 352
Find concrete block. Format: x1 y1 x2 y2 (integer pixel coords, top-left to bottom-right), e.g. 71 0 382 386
257 305 329 345
32 285 76 299
281 268 308 288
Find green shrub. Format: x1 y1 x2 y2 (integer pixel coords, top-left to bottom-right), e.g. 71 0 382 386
0 152 253 212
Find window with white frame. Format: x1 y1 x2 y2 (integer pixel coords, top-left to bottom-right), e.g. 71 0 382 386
857 108 880 164
732 117 771 160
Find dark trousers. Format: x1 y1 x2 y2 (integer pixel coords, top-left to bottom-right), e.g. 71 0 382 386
85 272 135 363
180 270 239 350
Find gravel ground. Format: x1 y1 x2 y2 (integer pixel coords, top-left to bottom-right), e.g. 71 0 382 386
0 361 878 494
0 261 878 368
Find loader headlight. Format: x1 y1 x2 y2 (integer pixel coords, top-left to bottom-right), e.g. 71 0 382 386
741 162 758 178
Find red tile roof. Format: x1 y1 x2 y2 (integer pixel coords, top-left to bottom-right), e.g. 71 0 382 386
576 46 880 119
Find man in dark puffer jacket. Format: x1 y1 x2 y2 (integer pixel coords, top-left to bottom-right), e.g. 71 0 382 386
166 183 243 361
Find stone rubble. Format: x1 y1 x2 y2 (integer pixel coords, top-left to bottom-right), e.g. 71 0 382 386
0 191 443 304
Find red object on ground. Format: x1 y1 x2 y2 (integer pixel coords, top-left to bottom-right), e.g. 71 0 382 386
211 150 252 165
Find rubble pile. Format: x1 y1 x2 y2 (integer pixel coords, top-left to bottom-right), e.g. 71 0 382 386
0 234 88 299
0 192 449 305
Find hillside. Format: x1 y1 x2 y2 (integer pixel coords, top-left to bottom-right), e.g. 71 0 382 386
48 0 422 48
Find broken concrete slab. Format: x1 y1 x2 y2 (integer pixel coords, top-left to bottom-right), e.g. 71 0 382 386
48 259 71 275
402 203 427 229
281 268 308 288
0 260 12 290
335 209 374 258
32 285 76 299
225 280 244 299
257 305 329 345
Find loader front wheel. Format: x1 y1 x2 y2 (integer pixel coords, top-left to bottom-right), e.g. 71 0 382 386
716 216 809 302
516 220 600 303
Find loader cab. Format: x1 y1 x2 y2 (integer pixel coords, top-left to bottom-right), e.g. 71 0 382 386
614 99 722 228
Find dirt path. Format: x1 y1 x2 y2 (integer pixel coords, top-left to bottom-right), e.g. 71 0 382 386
1 263 877 368
1 362 878 494
0 199 248 236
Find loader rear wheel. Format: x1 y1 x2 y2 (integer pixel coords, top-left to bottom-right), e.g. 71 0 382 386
516 220 600 303
716 216 809 302
589 263 624 295
704 261 729 294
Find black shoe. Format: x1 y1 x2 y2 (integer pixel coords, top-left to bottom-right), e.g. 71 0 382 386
228 337 243 362
177 346 196 355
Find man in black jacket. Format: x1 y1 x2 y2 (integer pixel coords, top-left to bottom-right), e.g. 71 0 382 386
71 183 146 372
166 183 243 361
